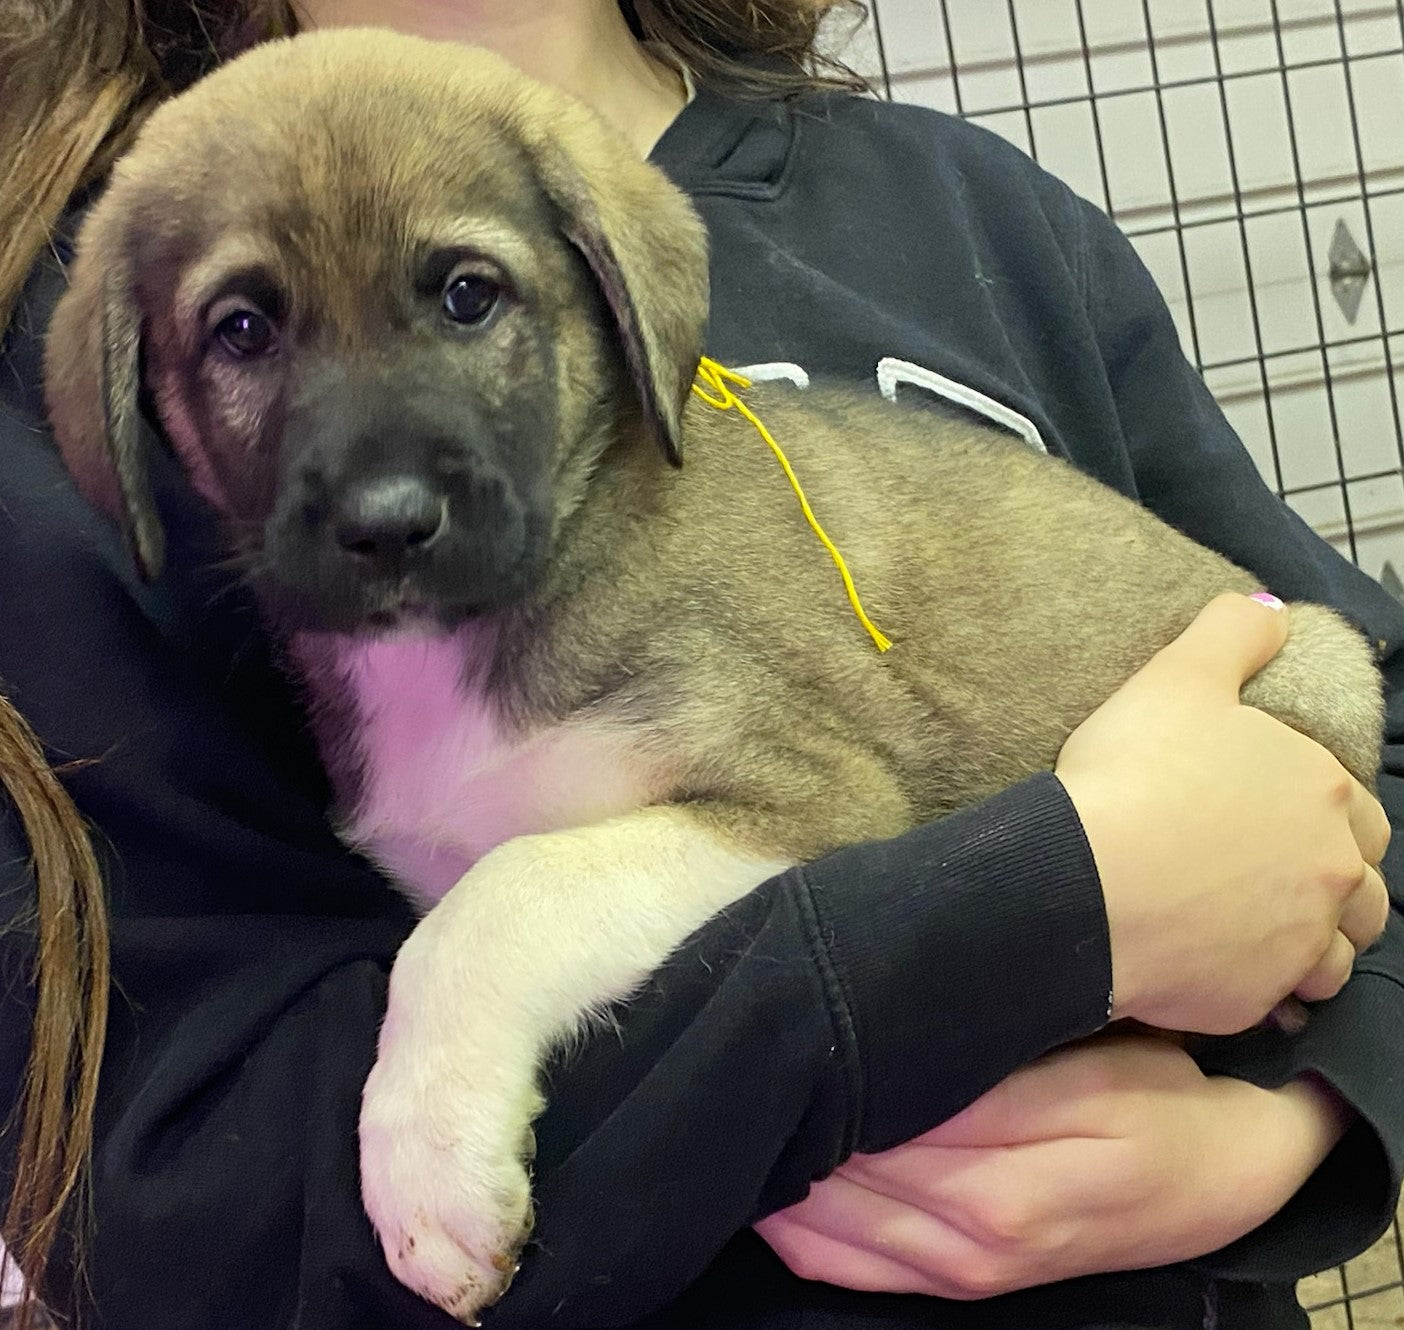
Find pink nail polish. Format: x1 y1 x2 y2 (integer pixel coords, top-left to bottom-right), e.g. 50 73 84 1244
1249 591 1285 611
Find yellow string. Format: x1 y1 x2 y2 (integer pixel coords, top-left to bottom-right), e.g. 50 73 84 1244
691 357 893 653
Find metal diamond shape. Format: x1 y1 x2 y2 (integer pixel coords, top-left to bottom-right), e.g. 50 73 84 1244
1381 561 1404 605
1328 218 1372 325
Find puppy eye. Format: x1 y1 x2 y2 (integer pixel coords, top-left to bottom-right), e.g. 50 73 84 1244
214 308 277 359
442 272 501 326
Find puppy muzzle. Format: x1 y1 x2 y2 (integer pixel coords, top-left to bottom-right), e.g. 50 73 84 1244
261 447 549 634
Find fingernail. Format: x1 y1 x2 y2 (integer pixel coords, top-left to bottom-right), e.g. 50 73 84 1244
1249 591 1285 611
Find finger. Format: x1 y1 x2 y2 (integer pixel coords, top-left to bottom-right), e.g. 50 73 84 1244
1129 592 1289 699
1294 930 1357 1002
837 1140 1032 1229
1346 782 1392 866
1338 865 1390 953
754 1213 946 1297
838 1141 1012 1211
761 1168 983 1279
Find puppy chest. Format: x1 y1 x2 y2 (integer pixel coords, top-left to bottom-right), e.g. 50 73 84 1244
332 635 654 904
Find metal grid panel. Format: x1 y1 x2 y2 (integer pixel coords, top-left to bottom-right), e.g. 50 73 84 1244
840 2 1404 1324
843 0 1404 587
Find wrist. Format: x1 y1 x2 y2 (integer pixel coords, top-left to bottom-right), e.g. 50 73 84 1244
1054 770 1147 1023
1270 1073 1355 1166
1212 1074 1352 1224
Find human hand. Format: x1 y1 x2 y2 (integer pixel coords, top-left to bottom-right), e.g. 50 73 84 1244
755 1035 1352 1299
1055 593 1390 1034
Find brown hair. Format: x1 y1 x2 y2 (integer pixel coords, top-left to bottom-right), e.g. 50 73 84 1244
626 1 867 95
0 1 866 335
0 0 862 1314
0 690 108 1330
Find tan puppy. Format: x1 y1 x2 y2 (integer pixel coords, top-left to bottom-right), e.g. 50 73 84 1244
45 30 1383 1323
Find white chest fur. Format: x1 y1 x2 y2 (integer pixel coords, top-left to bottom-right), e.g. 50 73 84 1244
328 632 656 907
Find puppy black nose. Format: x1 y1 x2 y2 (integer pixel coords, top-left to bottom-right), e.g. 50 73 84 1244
333 476 447 561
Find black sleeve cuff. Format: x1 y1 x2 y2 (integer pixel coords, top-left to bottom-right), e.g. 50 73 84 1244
800 769 1113 1153
1192 947 1404 1281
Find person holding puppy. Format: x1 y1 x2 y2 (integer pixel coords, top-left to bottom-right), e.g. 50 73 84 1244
0 4 1399 1330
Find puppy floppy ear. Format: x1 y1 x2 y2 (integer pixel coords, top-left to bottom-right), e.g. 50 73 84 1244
517 107 711 466
44 234 166 581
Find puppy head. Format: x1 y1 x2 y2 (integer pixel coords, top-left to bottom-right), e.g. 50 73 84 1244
44 29 709 634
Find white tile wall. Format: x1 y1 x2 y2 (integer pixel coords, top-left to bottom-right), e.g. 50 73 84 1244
828 0 1404 580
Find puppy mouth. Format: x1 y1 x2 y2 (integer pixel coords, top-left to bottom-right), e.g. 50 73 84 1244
360 593 486 632
271 579 493 636
254 546 542 637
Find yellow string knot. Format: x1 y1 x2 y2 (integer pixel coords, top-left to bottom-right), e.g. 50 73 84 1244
691 357 893 654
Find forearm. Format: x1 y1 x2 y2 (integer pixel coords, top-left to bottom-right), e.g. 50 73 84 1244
500 773 1114 1325
803 771 1111 1156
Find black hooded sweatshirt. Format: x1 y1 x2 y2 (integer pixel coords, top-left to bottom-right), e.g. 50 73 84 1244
1 77 1401 1330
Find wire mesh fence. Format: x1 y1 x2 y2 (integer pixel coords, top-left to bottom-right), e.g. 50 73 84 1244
1298 1216 1404 1326
840 0 1404 584
833 1 1404 1324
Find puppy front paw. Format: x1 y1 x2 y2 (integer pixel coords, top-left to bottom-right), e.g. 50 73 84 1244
359 890 553 1325
360 1031 544 1323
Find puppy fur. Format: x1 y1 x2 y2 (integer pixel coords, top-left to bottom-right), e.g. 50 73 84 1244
44 30 1384 1322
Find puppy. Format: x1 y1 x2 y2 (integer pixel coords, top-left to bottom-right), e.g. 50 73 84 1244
45 29 1383 1323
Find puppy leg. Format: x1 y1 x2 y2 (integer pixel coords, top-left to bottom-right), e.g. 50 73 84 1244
359 805 789 1323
